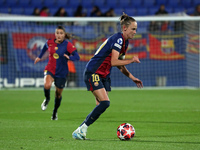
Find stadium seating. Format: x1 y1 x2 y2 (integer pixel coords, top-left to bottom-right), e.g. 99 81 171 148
193 0 200 5
24 8 34 15
173 7 185 13
72 25 84 36
148 7 158 15
65 8 74 16
118 0 131 8
49 8 58 16
124 8 137 16
11 8 24 15
105 0 118 8
84 25 95 34
137 8 148 16
93 0 105 8
18 0 31 7
156 0 167 6
0 0 5 5
186 7 195 15
114 8 124 16
68 0 81 8
0 0 196 17
43 0 56 8
0 8 10 14
4 0 18 7
55 0 68 7
180 0 193 8
30 0 43 7
143 0 155 7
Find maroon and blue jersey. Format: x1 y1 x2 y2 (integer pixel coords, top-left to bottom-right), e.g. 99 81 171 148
38 39 79 78
85 32 129 78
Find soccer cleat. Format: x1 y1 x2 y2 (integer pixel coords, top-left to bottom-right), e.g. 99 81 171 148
72 124 87 140
51 113 58 120
41 99 49 111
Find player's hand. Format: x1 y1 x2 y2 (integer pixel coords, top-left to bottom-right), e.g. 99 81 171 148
131 56 140 63
34 57 41 64
133 78 143 88
64 54 69 59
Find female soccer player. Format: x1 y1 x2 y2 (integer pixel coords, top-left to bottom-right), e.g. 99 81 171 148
34 25 80 120
72 13 143 140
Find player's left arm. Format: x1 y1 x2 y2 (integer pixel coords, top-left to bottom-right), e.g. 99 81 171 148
64 50 80 61
117 65 143 88
64 42 80 61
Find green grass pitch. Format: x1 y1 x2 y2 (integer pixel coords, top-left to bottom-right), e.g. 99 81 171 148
0 89 200 150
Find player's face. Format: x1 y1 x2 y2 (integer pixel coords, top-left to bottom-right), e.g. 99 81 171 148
55 29 65 43
123 21 137 40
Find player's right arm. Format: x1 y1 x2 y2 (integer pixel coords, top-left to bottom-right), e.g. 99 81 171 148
34 57 41 64
34 42 48 64
117 65 143 88
111 49 140 66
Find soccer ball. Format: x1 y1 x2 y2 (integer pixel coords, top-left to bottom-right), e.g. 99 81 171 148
117 123 135 140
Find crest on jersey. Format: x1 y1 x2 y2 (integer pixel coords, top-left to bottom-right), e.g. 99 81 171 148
26 36 48 61
94 81 99 86
53 53 59 59
55 47 58 50
117 38 123 45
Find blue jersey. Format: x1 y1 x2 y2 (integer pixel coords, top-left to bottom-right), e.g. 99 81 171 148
39 39 79 78
85 32 129 78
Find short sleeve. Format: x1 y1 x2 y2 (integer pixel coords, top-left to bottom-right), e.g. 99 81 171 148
67 42 77 54
111 37 123 53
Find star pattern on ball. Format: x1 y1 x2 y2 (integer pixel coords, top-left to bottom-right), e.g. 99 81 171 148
118 125 124 131
117 123 135 140
126 128 133 136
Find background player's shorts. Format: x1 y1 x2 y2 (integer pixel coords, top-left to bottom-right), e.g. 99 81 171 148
84 70 111 91
44 70 67 89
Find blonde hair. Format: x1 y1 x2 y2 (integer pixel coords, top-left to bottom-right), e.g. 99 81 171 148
120 12 136 30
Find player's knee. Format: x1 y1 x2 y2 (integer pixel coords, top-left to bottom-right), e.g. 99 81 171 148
101 101 110 109
55 91 62 99
44 84 51 90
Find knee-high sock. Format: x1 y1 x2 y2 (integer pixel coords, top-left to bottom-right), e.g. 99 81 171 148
44 88 50 101
80 112 92 127
84 101 110 126
53 96 62 114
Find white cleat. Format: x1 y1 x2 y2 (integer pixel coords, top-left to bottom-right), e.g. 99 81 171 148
41 99 49 111
72 124 87 140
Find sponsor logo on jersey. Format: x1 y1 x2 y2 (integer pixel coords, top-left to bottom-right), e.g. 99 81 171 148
117 38 123 45
53 53 59 59
114 43 122 49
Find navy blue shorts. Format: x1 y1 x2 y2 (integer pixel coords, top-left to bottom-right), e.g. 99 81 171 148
44 70 67 89
84 70 111 92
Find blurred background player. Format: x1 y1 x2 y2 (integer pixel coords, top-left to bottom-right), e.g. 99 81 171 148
34 25 80 120
72 13 143 140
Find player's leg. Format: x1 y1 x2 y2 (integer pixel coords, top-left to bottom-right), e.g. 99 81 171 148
51 87 63 120
79 91 109 126
73 88 110 140
87 77 110 124
41 74 54 111
95 77 110 105
51 77 66 120
72 73 110 140
95 97 100 105
85 88 110 126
